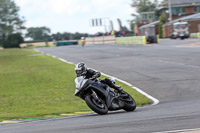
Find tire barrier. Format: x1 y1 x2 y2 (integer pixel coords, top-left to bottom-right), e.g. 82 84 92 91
55 41 78 46
116 36 147 45
85 36 115 44
190 33 200 38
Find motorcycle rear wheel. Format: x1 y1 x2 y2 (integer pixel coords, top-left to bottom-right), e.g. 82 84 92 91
85 95 108 115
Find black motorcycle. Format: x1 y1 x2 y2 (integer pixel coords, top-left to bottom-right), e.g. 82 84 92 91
75 76 136 115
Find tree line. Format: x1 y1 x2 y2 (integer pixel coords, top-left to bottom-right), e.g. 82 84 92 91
0 0 88 48
0 0 25 48
25 27 89 43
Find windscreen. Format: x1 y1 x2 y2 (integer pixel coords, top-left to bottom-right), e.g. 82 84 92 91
174 24 188 31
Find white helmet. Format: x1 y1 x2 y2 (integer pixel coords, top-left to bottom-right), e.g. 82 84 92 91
75 62 87 77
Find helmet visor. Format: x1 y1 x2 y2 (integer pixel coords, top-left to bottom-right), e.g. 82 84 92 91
76 70 83 75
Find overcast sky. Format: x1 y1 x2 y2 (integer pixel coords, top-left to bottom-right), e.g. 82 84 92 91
14 0 136 34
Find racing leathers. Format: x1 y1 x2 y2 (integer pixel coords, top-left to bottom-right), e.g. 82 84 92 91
84 69 123 93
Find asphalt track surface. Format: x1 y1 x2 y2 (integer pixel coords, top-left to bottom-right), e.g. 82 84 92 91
1 39 200 133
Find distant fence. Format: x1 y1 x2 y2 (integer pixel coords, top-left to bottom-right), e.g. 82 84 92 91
20 40 78 48
115 36 147 45
55 41 78 46
190 33 200 38
20 41 55 48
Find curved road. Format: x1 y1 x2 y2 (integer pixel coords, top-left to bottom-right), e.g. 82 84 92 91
1 39 200 133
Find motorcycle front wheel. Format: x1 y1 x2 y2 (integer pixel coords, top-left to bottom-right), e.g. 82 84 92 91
120 91 136 112
85 95 108 115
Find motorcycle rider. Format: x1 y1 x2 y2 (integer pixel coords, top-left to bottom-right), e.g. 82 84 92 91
75 62 123 93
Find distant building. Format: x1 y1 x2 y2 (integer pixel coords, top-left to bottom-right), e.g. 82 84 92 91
135 11 157 36
139 21 160 36
163 12 200 37
160 0 200 22
139 11 156 25
138 0 200 38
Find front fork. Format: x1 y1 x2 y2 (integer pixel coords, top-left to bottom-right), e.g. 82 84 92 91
91 90 102 103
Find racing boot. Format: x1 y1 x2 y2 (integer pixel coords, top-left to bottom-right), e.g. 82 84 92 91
104 78 123 93
112 84 123 93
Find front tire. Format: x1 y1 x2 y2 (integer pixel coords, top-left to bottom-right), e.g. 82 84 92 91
85 95 108 115
120 91 136 112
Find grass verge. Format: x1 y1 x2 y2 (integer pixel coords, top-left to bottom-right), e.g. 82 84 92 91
0 49 152 121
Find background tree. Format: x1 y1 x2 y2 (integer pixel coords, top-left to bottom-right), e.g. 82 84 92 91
51 32 88 41
161 0 168 4
121 26 129 33
0 0 25 48
129 21 134 32
51 32 63 41
131 0 158 13
72 32 88 40
26 27 51 42
131 0 159 23
159 14 166 38
4 33 24 48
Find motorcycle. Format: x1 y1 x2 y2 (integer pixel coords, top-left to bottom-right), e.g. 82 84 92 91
75 76 136 115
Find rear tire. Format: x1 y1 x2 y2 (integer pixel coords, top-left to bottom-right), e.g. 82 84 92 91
85 95 108 115
120 91 136 112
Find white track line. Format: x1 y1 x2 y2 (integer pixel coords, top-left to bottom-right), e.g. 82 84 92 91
101 72 159 105
35 49 159 105
153 128 200 133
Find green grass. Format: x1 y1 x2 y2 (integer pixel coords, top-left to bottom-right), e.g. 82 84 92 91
0 49 152 121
